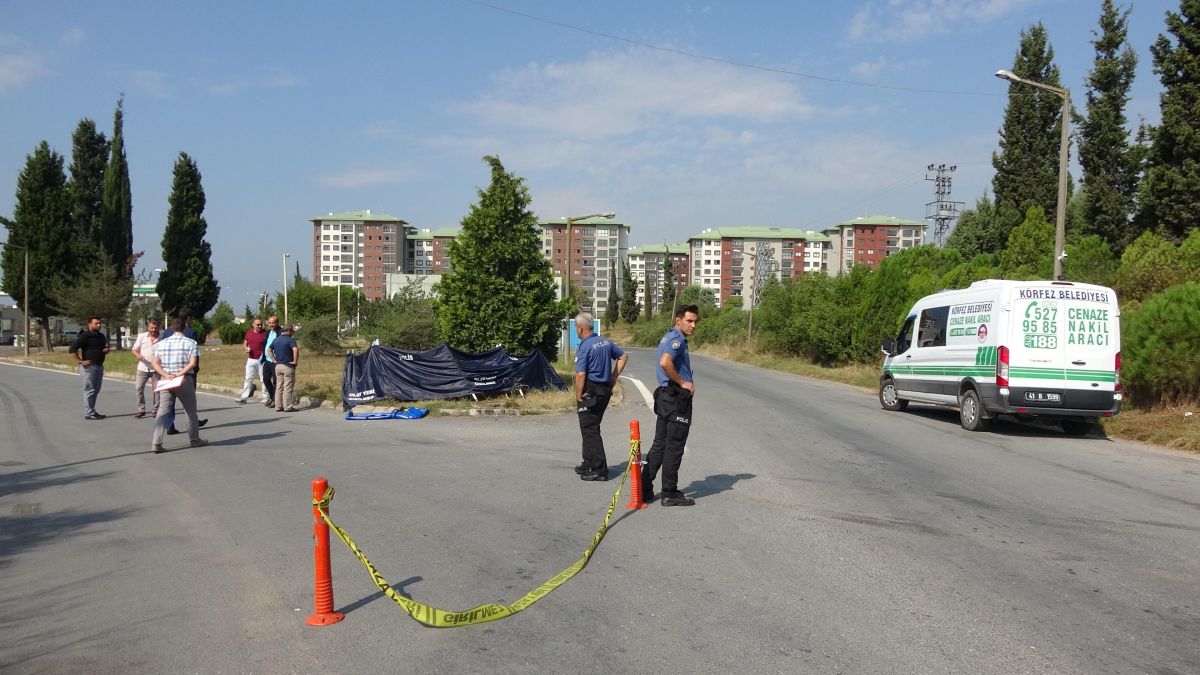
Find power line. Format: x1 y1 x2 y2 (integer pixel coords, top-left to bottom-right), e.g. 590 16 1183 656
465 0 1001 97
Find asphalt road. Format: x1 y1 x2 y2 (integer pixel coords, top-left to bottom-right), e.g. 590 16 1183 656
0 352 1197 674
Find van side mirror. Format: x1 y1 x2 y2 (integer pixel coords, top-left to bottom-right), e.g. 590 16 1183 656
881 338 894 356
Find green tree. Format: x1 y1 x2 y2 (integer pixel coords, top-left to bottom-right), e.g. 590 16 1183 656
100 96 133 277
676 284 718 312
243 304 256 322
620 261 640 323
945 193 999 257
661 254 677 313
435 156 562 357
1077 0 1140 252
363 279 439 349
1 142 75 349
1122 282 1200 406
1001 205 1055 279
157 152 220 319
1063 235 1118 287
603 265 619 327
48 258 133 326
991 23 1069 251
1137 0 1200 241
68 118 109 255
1114 230 1186 302
209 300 236 329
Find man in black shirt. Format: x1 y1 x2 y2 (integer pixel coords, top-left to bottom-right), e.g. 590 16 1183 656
69 316 111 420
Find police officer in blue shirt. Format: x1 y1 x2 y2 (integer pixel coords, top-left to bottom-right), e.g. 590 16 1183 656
573 312 628 481
642 304 699 506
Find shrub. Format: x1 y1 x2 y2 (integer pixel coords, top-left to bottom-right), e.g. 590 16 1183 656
218 322 246 347
296 315 341 355
1121 282 1200 407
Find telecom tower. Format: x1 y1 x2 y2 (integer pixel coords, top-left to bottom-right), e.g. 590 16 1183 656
925 164 964 246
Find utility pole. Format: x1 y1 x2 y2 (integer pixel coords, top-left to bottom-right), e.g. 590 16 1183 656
925 164 964 247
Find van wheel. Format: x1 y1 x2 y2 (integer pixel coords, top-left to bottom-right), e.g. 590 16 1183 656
879 378 908 411
1061 420 1097 436
959 389 991 431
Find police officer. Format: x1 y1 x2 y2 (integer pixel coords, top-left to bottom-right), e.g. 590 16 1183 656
573 312 628 481
642 304 699 506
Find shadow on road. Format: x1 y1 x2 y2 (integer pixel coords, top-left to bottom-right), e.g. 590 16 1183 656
901 405 1115 440
336 576 422 614
0 497 137 570
683 472 756 500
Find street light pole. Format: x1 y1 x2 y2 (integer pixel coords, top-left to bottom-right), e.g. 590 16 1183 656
282 252 291 324
995 69 1071 280
561 212 616 363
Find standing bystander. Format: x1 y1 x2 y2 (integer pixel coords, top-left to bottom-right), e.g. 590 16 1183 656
642 305 700 506
573 312 628 481
270 324 299 412
161 309 206 435
150 317 208 453
130 320 161 418
235 318 268 403
69 316 111 420
261 315 281 407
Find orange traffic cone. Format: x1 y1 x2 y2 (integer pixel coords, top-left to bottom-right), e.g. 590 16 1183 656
306 477 345 626
626 420 647 510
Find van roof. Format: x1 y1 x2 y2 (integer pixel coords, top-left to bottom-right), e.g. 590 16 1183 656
964 279 1115 292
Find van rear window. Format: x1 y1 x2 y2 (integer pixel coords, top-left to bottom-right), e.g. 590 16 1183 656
918 306 949 348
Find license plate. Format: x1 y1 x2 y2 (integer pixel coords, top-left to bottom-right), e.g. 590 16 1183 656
1024 391 1061 403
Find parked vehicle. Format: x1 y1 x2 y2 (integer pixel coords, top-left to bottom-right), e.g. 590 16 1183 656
879 279 1121 434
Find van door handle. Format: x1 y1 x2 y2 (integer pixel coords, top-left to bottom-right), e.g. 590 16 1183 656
1072 360 1086 366
905 354 911 359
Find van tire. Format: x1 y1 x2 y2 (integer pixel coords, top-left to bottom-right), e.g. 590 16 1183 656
879 378 908 411
1061 420 1097 436
959 389 991 431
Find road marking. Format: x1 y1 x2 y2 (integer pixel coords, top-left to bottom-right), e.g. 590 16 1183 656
621 375 655 408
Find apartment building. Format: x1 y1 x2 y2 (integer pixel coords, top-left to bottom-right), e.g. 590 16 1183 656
688 227 831 309
407 227 460 276
822 215 928 275
628 244 690 315
311 210 407 300
539 217 630 313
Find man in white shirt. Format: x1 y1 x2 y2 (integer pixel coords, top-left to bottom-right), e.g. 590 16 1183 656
130 320 160 418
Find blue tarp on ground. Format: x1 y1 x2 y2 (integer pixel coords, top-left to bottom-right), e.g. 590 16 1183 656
342 344 565 409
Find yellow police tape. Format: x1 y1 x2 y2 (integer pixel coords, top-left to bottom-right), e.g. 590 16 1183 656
312 437 640 628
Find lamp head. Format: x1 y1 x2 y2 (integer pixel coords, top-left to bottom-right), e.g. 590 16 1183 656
600 212 616 219
995 69 1015 82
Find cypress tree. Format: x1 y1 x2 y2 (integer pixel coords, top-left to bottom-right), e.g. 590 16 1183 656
68 118 110 252
661 252 677 312
157 152 220 319
1078 0 1140 252
619 261 640 324
1 142 74 349
1137 0 1200 241
604 265 619 327
100 96 134 276
991 23 1068 251
435 155 562 357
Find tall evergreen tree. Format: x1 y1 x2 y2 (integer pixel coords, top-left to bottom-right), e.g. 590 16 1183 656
1137 0 1200 241
68 118 110 253
1078 0 1140 252
991 23 1068 251
157 152 220 319
619 261 640 323
436 156 562 357
604 265 620 326
661 253 677 313
945 193 998 258
1 142 75 349
100 96 133 277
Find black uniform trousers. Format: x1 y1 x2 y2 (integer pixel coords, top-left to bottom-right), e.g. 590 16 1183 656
262 361 277 403
642 383 693 496
577 380 613 472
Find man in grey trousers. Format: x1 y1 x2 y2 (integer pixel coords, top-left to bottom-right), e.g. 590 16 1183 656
69 316 111 420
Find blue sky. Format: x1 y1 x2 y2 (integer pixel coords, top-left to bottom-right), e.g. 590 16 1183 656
0 0 1178 308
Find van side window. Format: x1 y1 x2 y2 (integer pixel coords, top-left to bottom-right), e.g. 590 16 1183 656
918 306 949 348
895 316 915 354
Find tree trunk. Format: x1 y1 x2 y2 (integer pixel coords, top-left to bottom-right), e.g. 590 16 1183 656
38 316 53 352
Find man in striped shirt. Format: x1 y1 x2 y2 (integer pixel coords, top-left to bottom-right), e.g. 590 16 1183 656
150 316 209 453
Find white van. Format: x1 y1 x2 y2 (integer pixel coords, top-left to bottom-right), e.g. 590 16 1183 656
879 279 1121 434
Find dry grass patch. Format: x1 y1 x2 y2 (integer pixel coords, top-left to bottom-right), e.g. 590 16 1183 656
1101 406 1200 454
